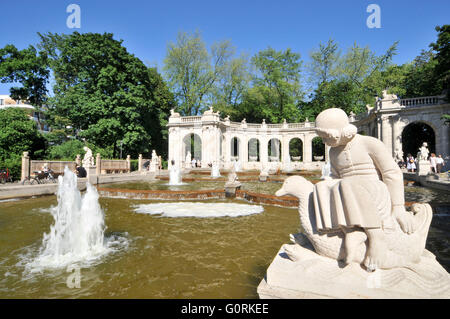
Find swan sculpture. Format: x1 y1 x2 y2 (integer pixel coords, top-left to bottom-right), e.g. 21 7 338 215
276 176 433 270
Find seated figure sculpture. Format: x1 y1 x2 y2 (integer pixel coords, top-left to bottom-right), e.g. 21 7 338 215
277 108 431 272
82 146 94 168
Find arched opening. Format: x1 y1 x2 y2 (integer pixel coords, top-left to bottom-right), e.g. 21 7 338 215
183 133 202 164
312 136 325 161
231 137 240 161
401 122 436 160
268 138 281 162
289 138 303 162
248 138 260 162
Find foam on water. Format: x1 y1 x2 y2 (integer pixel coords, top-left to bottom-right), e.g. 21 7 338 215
134 202 264 218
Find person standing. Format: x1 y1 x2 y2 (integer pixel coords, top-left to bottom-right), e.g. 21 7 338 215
430 153 437 173
436 154 445 173
406 154 416 172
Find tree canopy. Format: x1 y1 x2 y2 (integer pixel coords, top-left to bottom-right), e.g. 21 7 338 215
0 24 447 165
38 32 175 158
0 44 49 107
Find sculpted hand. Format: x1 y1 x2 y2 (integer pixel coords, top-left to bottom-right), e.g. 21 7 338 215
393 205 416 234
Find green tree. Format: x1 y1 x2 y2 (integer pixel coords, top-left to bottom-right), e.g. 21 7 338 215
47 139 85 160
305 41 399 120
0 108 46 179
211 54 251 116
163 31 234 115
39 32 175 158
0 44 49 107
307 39 340 87
239 47 303 123
400 50 442 98
430 25 450 99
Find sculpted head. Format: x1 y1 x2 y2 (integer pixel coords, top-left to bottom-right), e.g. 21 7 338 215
315 108 357 147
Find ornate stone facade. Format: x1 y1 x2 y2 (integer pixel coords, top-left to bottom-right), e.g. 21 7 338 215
167 109 329 171
354 91 450 170
167 92 450 171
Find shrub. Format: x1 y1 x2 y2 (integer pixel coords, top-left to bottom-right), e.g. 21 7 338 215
47 139 85 161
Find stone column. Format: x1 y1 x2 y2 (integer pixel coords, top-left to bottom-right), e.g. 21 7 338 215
304 134 312 163
282 135 290 169
381 116 392 154
392 117 406 160
260 137 269 169
126 155 131 172
241 134 248 170
377 117 381 140
21 151 30 181
438 123 450 170
138 154 143 172
325 145 331 162
223 133 231 169
96 153 101 176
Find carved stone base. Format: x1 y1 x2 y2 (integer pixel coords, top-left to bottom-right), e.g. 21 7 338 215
224 182 241 198
416 160 431 176
258 242 450 299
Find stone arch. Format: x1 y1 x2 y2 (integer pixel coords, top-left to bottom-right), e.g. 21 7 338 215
183 133 202 162
312 136 325 161
288 137 303 162
268 138 281 162
401 121 436 159
230 136 241 160
248 138 260 162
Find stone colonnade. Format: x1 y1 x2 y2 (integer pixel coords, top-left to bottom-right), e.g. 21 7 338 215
354 91 450 167
167 108 329 171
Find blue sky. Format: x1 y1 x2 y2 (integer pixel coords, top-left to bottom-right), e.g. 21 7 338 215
1 0 449 94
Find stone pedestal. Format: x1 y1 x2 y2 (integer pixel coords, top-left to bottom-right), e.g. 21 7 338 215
150 161 158 172
21 152 30 181
416 160 431 176
257 241 450 299
224 182 241 198
86 166 98 185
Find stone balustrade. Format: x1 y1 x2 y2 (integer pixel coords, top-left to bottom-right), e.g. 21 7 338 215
400 96 443 108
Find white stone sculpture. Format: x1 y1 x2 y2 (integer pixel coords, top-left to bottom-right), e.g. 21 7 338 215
276 176 432 267
259 166 269 182
185 151 192 168
170 108 180 117
416 142 432 176
82 147 94 168
225 165 241 187
394 148 404 163
150 150 159 172
417 142 429 161
185 151 191 163
211 161 221 178
320 161 331 180
258 108 450 299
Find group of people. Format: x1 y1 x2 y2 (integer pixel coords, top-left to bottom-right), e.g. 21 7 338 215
404 153 445 173
191 158 201 168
